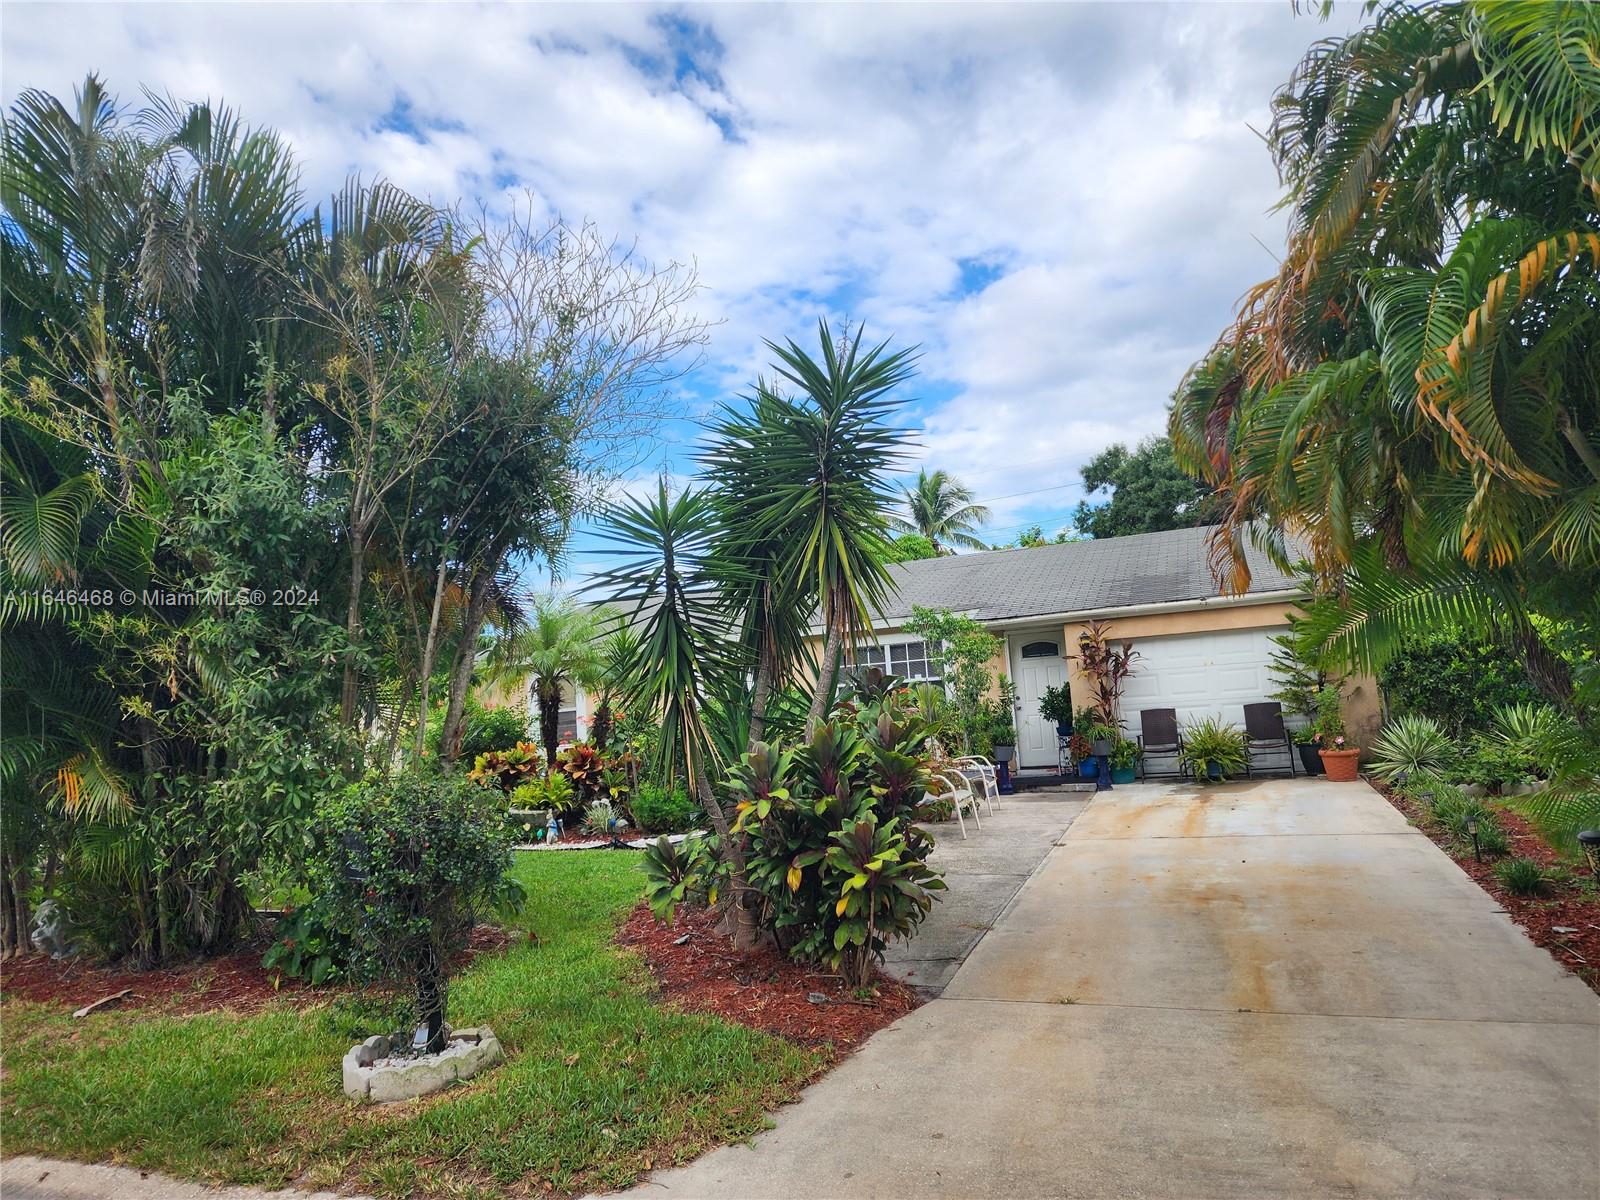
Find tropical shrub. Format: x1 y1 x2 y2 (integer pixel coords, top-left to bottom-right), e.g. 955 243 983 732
1457 738 1535 794
468 742 543 793
970 698 1017 757
509 772 577 819
640 833 720 921
311 771 525 1044
556 743 607 806
1378 636 1543 738
1179 717 1248 782
1493 857 1546 897
696 690 947 986
1368 716 1455 782
903 607 1003 749
631 781 699 834
1109 737 1140 771
261 899 349 986
426 698 528 761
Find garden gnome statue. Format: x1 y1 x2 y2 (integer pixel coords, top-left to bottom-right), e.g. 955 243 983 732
30 899 75 959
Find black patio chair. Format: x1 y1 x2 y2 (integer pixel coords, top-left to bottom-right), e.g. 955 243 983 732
1243 702 1297 778
1137 708 1185 780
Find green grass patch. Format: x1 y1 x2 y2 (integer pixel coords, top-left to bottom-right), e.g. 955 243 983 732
2 852 821 1197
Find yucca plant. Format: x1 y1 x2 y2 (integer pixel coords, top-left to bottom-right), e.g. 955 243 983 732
1368 715 1456 782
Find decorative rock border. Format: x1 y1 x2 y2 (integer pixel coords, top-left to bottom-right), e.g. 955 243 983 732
514 832 693 852
342 1026 504 1103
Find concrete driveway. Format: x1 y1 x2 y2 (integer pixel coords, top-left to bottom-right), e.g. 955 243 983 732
620 778 1600 1199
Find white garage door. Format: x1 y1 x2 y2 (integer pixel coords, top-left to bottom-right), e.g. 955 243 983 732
1118 627 1281 735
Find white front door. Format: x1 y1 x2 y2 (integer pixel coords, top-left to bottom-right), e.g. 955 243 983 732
1011 633 1068 769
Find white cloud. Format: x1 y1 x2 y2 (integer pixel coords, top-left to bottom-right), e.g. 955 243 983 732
3 0 1353 546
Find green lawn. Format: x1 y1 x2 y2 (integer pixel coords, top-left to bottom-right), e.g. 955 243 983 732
1 852 822 1198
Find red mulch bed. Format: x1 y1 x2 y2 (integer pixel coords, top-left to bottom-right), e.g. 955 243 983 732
1376 780 1600 993
0 924 514 1018
616 901 921 1055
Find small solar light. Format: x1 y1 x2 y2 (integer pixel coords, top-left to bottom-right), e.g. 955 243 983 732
1577 830 1600 875
1466 813 1481 863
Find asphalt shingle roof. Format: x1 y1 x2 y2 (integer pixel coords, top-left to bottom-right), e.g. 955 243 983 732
873 525 1299 625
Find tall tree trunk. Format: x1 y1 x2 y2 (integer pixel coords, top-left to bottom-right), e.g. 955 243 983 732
806 622 842 739
439 565 495 764
589 695 613 755
1514 625 1576 713
747 648 774 752
0 851 30 959
413 555 454 758
339 529 368 731
538 680 563 771
692 770 761 951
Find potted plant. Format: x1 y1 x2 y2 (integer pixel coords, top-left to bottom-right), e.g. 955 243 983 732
1039 683 1074 736
1293 725 1324 776
982 699 1016 765
1069 706 1099 778
1109 736 1140 784
1085 719 1116 759
1269 612 1343 778
1311 686 1361 781
1178 716 1248 782
1069 730 1097 779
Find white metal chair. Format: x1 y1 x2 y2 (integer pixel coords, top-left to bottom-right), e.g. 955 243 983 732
956 756 1001 815
929 768 983 839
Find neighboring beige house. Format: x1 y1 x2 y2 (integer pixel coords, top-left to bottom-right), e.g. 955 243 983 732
476 674 585 744
818 525 1380 771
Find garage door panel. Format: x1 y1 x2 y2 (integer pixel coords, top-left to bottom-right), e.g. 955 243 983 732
1122 628 1281 734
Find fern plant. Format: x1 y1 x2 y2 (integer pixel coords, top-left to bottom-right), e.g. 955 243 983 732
1178 717 1248 782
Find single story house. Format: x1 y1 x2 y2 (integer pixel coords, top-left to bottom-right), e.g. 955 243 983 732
488 524 1381 769
818 525 1381 772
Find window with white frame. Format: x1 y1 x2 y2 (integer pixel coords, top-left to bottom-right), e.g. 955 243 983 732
849 638 940 685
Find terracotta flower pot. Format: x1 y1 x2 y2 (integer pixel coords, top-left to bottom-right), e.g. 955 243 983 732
1319 747 1361 782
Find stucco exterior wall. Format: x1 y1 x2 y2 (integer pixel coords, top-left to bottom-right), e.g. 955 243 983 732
1054 603 1381 750
820 597 1382 754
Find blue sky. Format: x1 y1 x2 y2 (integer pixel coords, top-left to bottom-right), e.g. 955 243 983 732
3 1 1353 589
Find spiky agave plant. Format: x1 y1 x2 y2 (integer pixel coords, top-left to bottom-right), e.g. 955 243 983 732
1368 715 1457 782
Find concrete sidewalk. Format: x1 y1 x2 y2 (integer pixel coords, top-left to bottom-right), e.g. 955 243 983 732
618 779 1600 1199
0 1158 359 1200
882 790 1087 995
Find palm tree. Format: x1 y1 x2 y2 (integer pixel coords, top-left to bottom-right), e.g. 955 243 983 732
753 321 918 735
701 383 817 750
591 480 764 947
485 596 604 770
1168 0 1599 713
891 468 991 553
